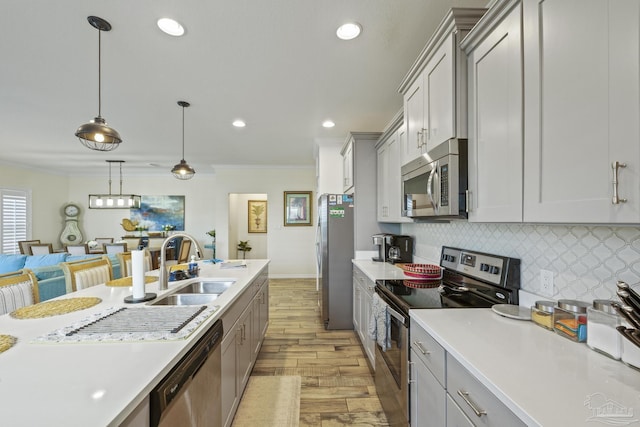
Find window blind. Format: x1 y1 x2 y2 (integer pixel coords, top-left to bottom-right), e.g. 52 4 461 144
1 189 30 254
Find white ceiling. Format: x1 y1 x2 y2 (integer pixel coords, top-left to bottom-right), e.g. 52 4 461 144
1 0 487 176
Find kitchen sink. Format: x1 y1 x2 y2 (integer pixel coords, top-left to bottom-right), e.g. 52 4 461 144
174 281 235 294
151 293 221 306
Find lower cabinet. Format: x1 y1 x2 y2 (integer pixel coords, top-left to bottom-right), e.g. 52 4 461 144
410 348 446 427
220 269 269 427
352 266 375 368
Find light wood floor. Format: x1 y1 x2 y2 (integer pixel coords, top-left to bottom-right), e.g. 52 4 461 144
246 278 390 426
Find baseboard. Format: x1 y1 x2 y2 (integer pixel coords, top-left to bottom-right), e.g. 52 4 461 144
268 274 317 279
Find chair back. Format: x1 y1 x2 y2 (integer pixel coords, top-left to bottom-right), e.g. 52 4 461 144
29 243 54 255
0 269 40 315
103 243 127 254
60 256 113 293
121 237 142 251
65 244 89 255
18 239 40 255
94 237 114 245
177 239 192 263
147 237 165 250
116 250 152 277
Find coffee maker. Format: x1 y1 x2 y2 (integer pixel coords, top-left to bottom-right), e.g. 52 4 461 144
384 234 413 264
372 233 391 262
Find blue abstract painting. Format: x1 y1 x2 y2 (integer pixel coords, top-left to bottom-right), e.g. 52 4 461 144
130 195 185 231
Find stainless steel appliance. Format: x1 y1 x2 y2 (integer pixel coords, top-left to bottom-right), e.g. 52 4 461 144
385 234 413 264
372 233 390 262
150 319 223 427
402 139 468 219
316 193 355 329
374 246 520 426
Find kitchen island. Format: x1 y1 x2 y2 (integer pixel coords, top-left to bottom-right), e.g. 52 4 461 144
0 259 269 427
411 308 640 426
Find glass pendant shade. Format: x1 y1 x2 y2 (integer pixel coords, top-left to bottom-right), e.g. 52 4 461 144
76 16 122 151
89 160 141 209
172 101 195 180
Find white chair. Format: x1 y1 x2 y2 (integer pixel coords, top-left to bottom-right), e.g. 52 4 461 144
103 243 127 254
65 244 89 255
116 250 152 277
0 269 40 315
94 237 114 245
18 240 40 255
28 243 54 255
121 237 142 251
60 256 113 293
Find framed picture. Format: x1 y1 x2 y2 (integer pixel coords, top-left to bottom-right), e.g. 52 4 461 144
284 191 312 226
248 200 267 233
130 195 185 231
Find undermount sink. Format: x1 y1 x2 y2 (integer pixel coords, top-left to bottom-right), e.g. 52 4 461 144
174 281 235 294
151 293 221 306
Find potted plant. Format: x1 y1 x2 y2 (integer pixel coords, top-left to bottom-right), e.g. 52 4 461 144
237 240 252 259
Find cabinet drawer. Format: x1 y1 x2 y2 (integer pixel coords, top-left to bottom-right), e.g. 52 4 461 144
447 354 525 427
409 319 445 387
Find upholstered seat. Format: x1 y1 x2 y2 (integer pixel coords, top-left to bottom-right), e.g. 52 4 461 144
0 269 40 315
103 243 127 254
65 244 89 255
29 243 54 255
60 256 113 293
121 237 142 251
18 239 40 255
116 250 152 277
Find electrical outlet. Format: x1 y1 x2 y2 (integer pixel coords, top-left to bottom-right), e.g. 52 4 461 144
540 269 554 297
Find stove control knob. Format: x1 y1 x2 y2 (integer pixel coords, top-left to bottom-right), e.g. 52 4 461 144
443 254 456 262
480 263 489 272
489 266 500 275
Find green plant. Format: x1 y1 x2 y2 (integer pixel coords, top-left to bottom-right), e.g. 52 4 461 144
237 240 252 259
206 229 216 238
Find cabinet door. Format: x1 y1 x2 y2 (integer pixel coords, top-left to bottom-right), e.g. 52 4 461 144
342 141 354 192
376 143 389 221
467 2 523 222
221 329 240 427
410 350 446 427
404 77 426 164
237 306 253 391
446 395 475 427
523 0 640 223
361 285 375 365
424 34 455 152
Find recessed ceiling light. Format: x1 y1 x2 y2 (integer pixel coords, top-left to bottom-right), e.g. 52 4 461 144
336 22 361 40
322 120 335 128
157 18 185 36
232 119 246 128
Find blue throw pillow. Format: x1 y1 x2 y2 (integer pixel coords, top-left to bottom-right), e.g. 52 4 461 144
66 255 104 262
30 265 65 281
0 254 27 274
24 253 68 268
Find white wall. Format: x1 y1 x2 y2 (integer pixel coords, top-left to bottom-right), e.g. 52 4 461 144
2 165 316 277
228 193 267 259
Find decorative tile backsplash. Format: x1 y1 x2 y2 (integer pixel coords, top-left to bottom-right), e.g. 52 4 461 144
401 222 640 301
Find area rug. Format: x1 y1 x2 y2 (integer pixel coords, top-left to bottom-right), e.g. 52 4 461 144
232 375 301 427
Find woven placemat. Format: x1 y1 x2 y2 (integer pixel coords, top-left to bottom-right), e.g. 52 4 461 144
10 297 102 319
106 276 157 287
0 335 17 353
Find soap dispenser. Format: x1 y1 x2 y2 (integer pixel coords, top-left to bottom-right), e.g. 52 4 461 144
188 255 199 277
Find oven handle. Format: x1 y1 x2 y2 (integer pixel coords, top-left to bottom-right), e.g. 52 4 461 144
386 305 405 323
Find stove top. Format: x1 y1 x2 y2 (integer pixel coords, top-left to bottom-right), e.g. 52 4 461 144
376 246 521 314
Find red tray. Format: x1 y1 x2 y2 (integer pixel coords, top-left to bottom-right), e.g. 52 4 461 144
399 263 443 279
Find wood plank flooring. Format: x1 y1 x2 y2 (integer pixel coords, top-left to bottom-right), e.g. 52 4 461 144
245 278 390 426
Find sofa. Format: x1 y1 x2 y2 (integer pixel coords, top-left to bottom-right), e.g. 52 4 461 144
0 253 122 301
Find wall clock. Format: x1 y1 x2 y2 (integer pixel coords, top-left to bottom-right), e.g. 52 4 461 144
60 203 84 246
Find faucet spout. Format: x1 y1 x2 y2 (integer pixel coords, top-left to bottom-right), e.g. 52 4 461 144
158 233 205 291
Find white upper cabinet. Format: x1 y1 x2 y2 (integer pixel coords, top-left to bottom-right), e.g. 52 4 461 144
376 112 409 223
342 140 354 193
463 0 523 222
523 0 640 223
399 8 487 167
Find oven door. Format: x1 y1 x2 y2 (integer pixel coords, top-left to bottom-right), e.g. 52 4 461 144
374 290 409 427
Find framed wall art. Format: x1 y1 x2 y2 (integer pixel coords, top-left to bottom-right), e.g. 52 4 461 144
130 195 185 231
284 191 312 226
248 200 267 233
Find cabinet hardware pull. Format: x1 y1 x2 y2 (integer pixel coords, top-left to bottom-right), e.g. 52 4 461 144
612 161 627 204
457 390 487 417
465 190 471 213
408 361 415 384
416 131 422 149
413 341 430 355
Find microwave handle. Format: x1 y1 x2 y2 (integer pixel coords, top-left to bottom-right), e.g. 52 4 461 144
426 162 439 214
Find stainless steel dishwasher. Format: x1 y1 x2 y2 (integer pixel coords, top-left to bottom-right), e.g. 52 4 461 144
150 319 223 427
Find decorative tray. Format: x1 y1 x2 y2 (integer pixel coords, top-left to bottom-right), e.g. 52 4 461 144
398 263 443 279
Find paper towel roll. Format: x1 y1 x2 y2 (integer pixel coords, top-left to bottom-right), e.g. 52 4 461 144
132 250 145 299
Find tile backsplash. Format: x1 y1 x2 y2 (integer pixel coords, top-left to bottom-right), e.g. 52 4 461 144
401 221 640 300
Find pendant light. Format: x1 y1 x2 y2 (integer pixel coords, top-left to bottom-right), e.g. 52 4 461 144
89 160 141 209
75 16 122 151
171 101 196 180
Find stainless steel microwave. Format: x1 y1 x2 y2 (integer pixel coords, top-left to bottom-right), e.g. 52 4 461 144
401 139 468 219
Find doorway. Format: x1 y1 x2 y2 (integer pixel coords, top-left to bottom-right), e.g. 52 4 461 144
228 193 268 259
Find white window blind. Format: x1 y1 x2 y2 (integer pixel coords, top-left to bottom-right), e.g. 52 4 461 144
1 189 30 254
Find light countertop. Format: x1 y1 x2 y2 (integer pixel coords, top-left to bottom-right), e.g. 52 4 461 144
410 308 640 426
0 259 269 427
352 259 407 282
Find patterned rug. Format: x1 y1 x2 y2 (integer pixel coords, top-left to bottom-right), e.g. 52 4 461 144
232 375 301 427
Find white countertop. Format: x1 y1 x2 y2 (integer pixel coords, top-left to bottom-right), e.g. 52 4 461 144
0 259 269 427
410 308 640 427
352 259 407 282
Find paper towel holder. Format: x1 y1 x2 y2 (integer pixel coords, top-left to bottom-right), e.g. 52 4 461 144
124 293 157 303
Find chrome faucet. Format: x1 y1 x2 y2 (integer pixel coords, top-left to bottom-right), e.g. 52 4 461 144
158 233 205 291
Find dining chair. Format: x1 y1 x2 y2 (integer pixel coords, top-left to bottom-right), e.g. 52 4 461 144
146 237 165 250
116 250 152 276
18 239 40 255
121 237 142 251
176 239 192 263
103 243 127 254
28 243 54 255
60 256 113 293
65 244 89 255
0 269 40 315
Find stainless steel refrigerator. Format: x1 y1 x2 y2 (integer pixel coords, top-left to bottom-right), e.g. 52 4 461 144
316 193 354 330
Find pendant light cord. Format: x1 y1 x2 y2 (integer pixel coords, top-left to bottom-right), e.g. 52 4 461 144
181 104 186 160
98 28 102 118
